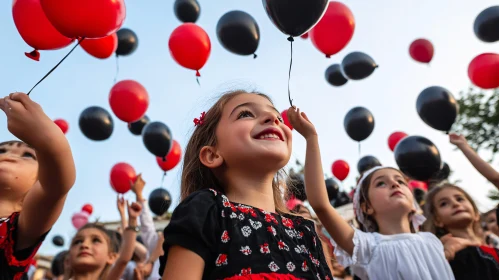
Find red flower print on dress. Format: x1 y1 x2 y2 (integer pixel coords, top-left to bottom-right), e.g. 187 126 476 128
260 243 270 254
309 253 320 267
240 268 252 276
268 261 280 272
237 205 256 217
325 276 331 280
316 273 321 280
286 262 296 272
238 213 245 221
285 229 296 238
267 226 276 236
313 236 317 246
301 260 309 272
304 225 311 231
215 254 228 266
297 231 304 239
221 230 230 243
230 213 237 219
241 226 252 237
299 245 309 254
240 246 252 255
222 196 231 207
221 210 225 218
209 188 218 196
249 219 262 230
281 217 294 228
264 213 278 224
278 240 289 251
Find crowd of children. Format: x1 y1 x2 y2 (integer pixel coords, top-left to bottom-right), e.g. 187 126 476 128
1 91 499 279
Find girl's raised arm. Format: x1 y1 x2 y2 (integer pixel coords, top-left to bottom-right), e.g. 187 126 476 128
287 107 355 255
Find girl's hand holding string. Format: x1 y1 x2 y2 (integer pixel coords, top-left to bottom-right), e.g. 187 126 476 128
131 173 146 201
127 201 142 226
286 106 318 140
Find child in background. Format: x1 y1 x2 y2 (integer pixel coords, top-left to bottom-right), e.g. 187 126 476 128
159 91 333 279
50 250 68 280
66 201 142 280
424 184 499 279
287 106 455 280
0 92 76 280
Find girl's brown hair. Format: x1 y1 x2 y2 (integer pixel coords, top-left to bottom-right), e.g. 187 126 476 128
180 90 288 213
356 167 416 232
423 184 482 238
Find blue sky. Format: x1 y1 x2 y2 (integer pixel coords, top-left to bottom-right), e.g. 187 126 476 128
1 0 498 255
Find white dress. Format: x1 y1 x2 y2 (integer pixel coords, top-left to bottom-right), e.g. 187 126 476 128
334 229 455 280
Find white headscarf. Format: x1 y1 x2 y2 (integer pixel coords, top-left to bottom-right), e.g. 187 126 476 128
353 166 426 232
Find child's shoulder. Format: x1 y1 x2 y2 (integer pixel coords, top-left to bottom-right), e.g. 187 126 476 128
182 188 222 205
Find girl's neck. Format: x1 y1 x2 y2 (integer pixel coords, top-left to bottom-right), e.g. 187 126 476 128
377 214 412 235
447 225 482 244
0 197 23 218
72 270 103 280
224 169 276 213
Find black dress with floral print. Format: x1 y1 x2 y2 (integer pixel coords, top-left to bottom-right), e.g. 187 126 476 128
159 189 333 280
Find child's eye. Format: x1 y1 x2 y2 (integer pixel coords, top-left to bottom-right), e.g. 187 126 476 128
277 116 283 123
439 202 447 207
72 240 82 246
0 148 6 154
93 238 102 243
376 181 385 187
237 110 254 119
22 152 36 159
397 180 407 185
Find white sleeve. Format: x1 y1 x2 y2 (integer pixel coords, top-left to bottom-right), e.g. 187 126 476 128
122 262 136 280
333 228 377 268
139 200 159 253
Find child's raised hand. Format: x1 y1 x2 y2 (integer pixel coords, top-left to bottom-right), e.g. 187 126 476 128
449 133 468 148
286 106 317 140
127 201 142 219
131 174 146 196
0 92 62 149
117 195 126 215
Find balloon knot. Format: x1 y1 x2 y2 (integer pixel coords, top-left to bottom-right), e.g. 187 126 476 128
287 36 294 42
25 50 40 61
195 70 201 77
326 55 331 59
375 64 380 68
253 53 257 59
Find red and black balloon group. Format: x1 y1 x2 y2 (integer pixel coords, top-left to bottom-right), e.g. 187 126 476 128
10 0 499 216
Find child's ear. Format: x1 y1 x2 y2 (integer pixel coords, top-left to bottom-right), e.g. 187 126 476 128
107 252 118 265
199 146 224 168
361 202 374 215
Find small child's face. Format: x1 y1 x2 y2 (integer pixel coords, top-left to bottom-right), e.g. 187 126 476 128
69 228 116 272
215 93 292 171
485 211 499 236
0 142 38 197
433 188 478 229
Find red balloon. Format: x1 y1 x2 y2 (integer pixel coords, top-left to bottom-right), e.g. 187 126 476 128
332 160 350 181
12 0 73 61
109 80 149 123
388 131 408 152
409 180 428 191
156 140 182 172
409 39 434 64
310 2 355 58
110 162 136 194
54 119 69 134
300 32 309 39
81 204 93 215
468 53 499 89
81 33 118 59
169 23 211 76
281 110 293 130
40 0 126 39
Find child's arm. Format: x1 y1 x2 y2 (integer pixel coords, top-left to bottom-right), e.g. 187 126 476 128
117 195 128 229
0 93 76 251
162 246 204 279
450 133 499 189
287 107 355 255
108 201 143 280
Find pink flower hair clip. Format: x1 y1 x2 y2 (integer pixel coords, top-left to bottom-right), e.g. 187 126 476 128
193 112 206 126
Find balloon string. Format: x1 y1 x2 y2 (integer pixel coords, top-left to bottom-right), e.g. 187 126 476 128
358 142 361 159
27 37 85 96
196 76 200 86
287 36 294 107
161 172 166 187
114 55 120 84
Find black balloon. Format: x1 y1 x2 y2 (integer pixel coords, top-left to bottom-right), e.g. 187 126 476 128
116 28 138 56
262 0 328 37
341 52 378 80
52 235 64 247
325 178 339 201
174 0 200 23
79 106 114 141
416 86 458 132
128 115 150 136
217 11 260 57
148 188 172 216
288 173 306 201
142 122 173 158
325 64 348 86
357 156 382 174
344 107 375 142
474 6 499 42
394 135 442 181
332 192 350 208
430 162 451 182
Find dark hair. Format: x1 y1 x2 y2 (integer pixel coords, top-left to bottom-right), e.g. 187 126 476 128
0 140 31 148
180 90 289 213
51 250 68 276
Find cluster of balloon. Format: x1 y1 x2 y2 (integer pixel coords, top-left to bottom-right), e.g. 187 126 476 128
80 33 118 59
332 160 349 181
143 122 173 158
109 80 149 123
388 131 408 152
474 6 499 43
12 0 73 61
156 140 182 173
54 119 69 134
128 115 150 136
71 211 90 229
169 23 211 78
79 106 114 141
395 135 442 181
281 109 293 130
309 1 355 58
468 53 499 89
287 173 306 201
416 86 458 132
409 39 434 64
325 64 348 87
430 162 451 182
116 28 139 56
342 52 378 80
325 178 339 201
344 107 375 142
357 156 381 174
174 0 200 23
52 235 64 247
110 162 136 194
217 11 260 58
148 188 172 216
